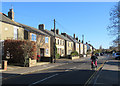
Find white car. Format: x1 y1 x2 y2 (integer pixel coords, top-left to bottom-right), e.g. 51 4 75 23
114 52 120 60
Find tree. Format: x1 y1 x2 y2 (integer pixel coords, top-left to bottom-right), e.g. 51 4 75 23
107 2 120 51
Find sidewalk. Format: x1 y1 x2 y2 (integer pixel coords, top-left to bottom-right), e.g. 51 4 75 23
1 57 88 80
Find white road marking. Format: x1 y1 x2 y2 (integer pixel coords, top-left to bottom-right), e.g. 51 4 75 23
29 74 58 86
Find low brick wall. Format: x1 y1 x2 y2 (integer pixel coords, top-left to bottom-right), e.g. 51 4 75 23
29 58 37 67
70 56 79 60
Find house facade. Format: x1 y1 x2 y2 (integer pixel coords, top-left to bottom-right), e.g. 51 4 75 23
61 33 74 56
79 40 84 56
0 12 24 41
0 8 51 61
40 27 66 57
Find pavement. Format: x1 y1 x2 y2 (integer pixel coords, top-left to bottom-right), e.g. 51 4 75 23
1 57 89 80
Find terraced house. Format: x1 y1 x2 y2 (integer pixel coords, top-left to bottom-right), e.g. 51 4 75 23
0 8 51 61
79 40 84 56
41 28 65 57
61 33 74 56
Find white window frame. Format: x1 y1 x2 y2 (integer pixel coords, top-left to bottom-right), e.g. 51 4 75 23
14 26 19 40
46 49 49 55
45 37 49 43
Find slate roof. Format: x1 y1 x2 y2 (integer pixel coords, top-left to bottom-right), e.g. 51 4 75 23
43 29 72 42
18 23 49 36
0 13 21 27
0 13 48 36
66 34 79 43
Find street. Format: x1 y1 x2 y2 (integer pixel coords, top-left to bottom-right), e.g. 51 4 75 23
2 55 120 86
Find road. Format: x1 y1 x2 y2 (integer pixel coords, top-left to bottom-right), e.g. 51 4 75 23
2 55 119 86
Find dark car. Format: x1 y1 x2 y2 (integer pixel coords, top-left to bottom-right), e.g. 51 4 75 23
95 53 99 56
115 52 120 60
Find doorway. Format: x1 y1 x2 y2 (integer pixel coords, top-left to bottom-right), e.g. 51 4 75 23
40 48 44 57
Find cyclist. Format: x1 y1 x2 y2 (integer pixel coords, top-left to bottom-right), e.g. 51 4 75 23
91 53 98 68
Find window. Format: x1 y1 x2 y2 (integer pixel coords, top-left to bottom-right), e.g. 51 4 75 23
46 49 49 55
63 41 64 45
24 30 28 40
68 42 69 47
62 50 64 54
14 26 19 39
58 39 59 44
60 40 62 45
31 33 36 42
45 37 48 43
77 44 79 48
71 43 72 47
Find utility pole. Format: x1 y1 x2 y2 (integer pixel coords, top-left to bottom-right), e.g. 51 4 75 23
82 35 85 56
53 19 56 63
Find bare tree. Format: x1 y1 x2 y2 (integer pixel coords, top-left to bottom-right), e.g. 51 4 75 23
107 2 120 51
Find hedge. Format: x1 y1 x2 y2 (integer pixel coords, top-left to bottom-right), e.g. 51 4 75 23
3 39 37 66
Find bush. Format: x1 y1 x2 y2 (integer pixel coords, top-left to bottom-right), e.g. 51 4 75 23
3 40 37 66
71 51 79 56
56 53 60 59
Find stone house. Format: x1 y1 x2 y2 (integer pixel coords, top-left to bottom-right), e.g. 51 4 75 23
61 33 74 56
0 8 51 61
67 34 80 55
79 40 84 56
41 28 65 57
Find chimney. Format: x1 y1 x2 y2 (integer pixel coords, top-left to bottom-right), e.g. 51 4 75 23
73 34 75 39
51 28 55 33
38 24 45 30
61 33 67 37
56 29 59 34
8 8 14 21
82 40 83 43
76 37 78 41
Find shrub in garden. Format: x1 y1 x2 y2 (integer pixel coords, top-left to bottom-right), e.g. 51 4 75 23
3 39 37 66
70 51 79 56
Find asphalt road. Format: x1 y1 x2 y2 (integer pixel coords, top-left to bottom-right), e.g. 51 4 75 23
2 56 108 86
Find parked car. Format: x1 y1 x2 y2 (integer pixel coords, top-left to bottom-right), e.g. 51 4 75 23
95 53 99 56
115 52 120 60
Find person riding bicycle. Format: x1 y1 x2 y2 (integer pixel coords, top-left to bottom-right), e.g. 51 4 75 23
91 53 98 68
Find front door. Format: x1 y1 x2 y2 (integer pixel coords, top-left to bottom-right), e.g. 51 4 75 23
40 48 44 57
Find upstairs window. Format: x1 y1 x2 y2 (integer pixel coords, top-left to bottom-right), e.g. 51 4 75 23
45 37 49 43
14 26 19 40
58 39 59 45
31 33 36 42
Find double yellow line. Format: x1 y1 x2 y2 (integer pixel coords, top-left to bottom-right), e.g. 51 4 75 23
84 60 107 86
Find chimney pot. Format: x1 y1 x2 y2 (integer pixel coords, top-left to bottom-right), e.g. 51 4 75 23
76 37 78 41
56 29 59 34
73 34 75 38
38 24 45 30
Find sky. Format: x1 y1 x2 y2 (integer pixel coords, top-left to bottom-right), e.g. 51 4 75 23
2 2 117 49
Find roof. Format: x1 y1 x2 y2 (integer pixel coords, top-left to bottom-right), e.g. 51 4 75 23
0 13 21 27
44 30 62 38
43 29 72 41
67 35 79 43
18 23 49 36
59 34 72 42
0 13 48 36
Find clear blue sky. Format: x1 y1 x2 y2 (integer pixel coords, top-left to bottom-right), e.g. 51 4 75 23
2 2 117 49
